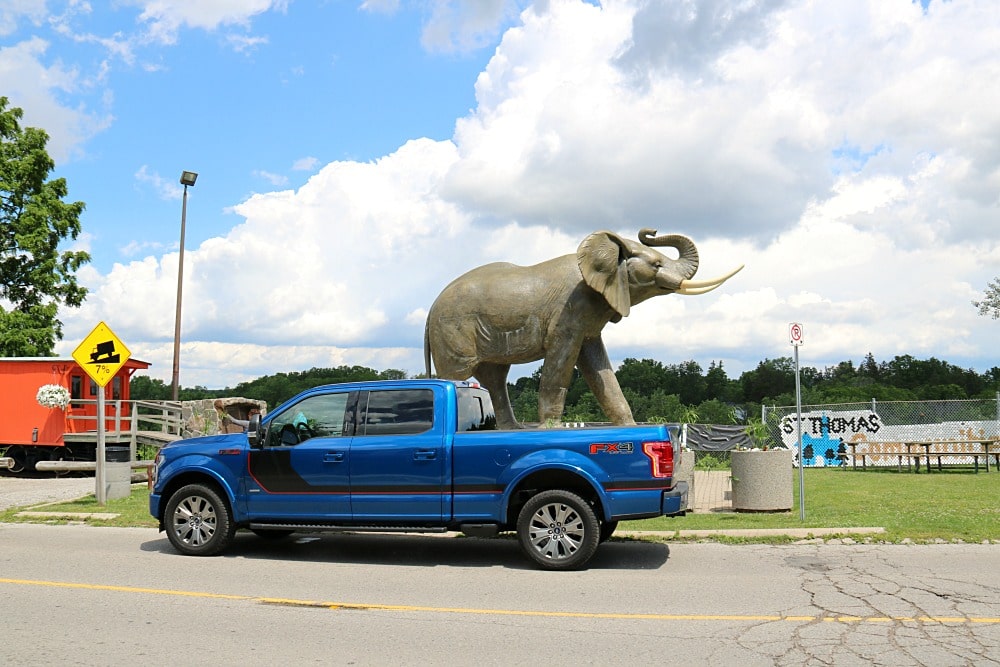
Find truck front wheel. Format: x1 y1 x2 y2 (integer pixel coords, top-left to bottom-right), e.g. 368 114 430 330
516 490 600 570
164 484 235 556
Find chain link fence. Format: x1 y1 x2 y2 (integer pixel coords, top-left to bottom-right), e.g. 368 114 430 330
762 394 1000 467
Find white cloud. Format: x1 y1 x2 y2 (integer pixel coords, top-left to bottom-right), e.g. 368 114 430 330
0 0 46 37
359 0 401 15
130 0 288 44
134 165 184 201
226 33 269 53
420 0 520 52
292 156 319 171
0 37 112 162
252 170 289 187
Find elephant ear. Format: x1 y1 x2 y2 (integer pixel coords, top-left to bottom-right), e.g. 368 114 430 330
577 231 630 318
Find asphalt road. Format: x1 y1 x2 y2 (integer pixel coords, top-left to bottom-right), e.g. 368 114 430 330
2 523 999 665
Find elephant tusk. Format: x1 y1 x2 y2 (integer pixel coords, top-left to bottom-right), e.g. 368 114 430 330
675 264 744 295
676 284 725 295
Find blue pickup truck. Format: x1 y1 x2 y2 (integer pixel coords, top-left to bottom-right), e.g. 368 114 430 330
150 379 687 570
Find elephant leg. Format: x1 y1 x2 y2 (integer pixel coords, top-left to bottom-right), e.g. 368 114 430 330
578 337 635 425
473 363 519 430
537 343 581 425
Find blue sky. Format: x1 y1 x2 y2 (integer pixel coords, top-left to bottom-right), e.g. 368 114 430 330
3 0 999 390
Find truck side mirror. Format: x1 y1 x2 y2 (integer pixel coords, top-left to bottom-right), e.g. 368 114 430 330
248 413 264 448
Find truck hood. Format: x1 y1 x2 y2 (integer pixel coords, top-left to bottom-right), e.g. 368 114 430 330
162 432 247 455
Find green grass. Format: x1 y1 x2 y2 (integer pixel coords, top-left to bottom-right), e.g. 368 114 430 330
3 469 999 543
0 484 158 528
623 468 1000 543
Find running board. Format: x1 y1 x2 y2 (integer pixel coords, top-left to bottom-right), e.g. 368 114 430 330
248 523 450 534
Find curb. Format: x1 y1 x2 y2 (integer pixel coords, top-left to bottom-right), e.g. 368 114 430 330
15 511 121 520
620 527 886 539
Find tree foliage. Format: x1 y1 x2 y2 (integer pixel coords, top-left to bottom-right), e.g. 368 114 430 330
0 97 89 356
973 278 1000 320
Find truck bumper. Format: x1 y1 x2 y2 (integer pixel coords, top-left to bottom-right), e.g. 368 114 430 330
662 481 689 516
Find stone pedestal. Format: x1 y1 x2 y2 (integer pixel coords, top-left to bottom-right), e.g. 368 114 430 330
674 450 695 510
731 449 793 512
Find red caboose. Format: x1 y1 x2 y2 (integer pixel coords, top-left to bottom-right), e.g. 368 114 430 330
0 357 151 473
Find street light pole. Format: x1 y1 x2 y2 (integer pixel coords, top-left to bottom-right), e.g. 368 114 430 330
171 171 197 401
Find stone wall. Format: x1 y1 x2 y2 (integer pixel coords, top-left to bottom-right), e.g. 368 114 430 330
180 397 267 438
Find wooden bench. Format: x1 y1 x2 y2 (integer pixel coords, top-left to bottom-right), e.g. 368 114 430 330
844 440 999 473
842 442 922 472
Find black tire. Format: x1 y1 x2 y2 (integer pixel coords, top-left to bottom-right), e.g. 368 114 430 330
49 447 71 477
164 484 235 556
516 490 600 571
599 520 619 543
251 528 294 540
6 446 27 474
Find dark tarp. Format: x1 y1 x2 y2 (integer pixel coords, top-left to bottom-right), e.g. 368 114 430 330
685 424 752 452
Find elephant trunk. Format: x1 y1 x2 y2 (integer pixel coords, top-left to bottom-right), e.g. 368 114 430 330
638 228 699 279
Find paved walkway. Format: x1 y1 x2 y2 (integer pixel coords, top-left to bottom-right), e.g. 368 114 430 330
689 469 732 513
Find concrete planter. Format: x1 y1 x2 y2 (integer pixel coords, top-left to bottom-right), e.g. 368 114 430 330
674 450 695 511
730 449 794 512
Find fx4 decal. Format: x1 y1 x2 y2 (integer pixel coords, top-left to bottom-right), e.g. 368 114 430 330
589 442 635 455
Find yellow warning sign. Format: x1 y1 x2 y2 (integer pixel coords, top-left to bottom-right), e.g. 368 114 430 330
72 321 131 387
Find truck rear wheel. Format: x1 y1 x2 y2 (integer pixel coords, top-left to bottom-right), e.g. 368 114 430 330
164 484 235 556
516 490 600 570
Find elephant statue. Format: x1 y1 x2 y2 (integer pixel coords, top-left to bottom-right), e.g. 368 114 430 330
424 229 742 429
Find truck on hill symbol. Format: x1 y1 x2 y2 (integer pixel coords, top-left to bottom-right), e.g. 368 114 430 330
89 340 120 364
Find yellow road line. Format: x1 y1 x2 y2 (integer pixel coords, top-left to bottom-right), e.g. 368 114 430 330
3 578 999 624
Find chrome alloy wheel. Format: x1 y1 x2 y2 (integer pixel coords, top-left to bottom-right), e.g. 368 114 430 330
526 500 587 561
170 493 219 547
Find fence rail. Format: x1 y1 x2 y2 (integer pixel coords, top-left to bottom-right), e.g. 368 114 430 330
62 399 184 460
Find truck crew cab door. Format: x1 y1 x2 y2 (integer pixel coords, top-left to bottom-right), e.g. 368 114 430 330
245 390 354 520
349 387 446 522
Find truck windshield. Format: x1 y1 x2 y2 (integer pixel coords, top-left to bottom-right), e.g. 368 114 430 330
457 387 497 432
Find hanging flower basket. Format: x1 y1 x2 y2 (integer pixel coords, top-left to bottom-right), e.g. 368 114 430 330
37 384 71 409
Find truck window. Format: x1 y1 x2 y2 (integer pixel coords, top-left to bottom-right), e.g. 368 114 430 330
362 389 433 436
457 388 497 432
264 392 350 447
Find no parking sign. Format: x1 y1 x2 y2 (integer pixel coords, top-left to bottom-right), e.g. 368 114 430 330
789 322 804 347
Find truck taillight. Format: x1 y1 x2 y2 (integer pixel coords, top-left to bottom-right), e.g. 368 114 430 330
642 441 674 478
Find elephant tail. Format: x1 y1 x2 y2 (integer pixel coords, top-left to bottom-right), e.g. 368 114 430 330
423 316 433 378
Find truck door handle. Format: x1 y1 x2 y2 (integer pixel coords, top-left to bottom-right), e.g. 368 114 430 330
414 449 437 460
324 451 345 463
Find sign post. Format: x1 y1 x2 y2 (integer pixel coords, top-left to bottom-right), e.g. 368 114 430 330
789 322 805 520
72 322 131 505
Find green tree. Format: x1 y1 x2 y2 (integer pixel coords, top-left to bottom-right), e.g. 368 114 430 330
739 357 797 403
693 398 735 425
0 98 89 356
616 358 670 395
512 386 539 423
973 278 1000 319
130 375 172 400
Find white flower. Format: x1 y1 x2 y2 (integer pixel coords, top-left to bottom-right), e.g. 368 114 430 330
37 384 71 409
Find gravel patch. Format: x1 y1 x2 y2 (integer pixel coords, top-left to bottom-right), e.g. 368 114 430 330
0 475 97 511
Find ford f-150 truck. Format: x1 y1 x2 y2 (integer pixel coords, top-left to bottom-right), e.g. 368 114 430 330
150 379 687 570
